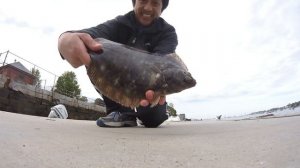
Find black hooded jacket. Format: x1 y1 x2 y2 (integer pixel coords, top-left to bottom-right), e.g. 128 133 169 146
78 11 178 54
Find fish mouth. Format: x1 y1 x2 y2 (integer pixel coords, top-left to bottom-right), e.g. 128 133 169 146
184 72 197 87
185 77 196 87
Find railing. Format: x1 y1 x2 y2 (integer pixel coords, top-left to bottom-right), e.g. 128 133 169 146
0 74 106 113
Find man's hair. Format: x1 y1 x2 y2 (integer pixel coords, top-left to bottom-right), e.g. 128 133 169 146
132 0 169 11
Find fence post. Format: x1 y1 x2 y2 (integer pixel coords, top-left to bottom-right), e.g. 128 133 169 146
2 50 9 67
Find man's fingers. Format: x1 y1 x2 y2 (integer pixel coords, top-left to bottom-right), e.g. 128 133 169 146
140 99 149 107
77 33 102 66
142 90 166 107
79 33 102 51
145 90 154 101
78 51 92 67
158 96 166 105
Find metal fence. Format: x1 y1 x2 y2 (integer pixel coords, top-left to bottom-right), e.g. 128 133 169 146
0 50 105 109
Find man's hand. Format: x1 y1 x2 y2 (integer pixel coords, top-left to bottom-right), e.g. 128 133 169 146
140 90 166 107
58 32 102 68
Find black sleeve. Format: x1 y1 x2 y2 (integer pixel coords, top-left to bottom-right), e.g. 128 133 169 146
76 18 121 41
58 18 122 60
152 26 178 54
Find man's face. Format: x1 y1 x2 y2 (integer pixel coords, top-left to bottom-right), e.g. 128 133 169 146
134 0 163 26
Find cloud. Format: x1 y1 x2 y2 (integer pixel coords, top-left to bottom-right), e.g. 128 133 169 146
249 0 300 46
172 48 300 109
3 17 29 27
0 16 55 35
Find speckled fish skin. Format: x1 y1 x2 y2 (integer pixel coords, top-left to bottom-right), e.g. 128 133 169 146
87 38 196 108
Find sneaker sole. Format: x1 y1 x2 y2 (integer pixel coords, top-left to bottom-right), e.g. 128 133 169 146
96 119 137 127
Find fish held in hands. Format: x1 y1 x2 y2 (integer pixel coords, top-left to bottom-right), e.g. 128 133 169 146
86 38 196 108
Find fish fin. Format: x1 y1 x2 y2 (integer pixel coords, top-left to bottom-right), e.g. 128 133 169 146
165 53 188 71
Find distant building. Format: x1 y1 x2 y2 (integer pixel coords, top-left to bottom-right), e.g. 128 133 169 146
0 62 35 85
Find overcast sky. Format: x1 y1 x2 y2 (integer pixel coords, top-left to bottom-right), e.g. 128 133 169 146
1 0 299 119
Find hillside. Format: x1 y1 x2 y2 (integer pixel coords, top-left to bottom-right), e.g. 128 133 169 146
250 101 300 115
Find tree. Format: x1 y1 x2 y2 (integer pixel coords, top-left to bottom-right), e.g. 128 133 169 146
94 98 104 105
78 96 88 102
287 101 300 110
167 102 177 116
31 67 41 88
55 71 81 98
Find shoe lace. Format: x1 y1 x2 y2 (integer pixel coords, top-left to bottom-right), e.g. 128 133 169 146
113 112 122 121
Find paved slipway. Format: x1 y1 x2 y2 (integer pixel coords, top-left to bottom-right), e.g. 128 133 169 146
0 111 299 168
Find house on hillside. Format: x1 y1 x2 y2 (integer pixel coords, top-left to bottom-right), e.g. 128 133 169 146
0 62 35 85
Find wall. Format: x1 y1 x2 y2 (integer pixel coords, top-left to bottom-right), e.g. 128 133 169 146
0 75 106 120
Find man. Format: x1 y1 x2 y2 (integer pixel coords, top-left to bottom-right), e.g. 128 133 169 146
58 0 177 128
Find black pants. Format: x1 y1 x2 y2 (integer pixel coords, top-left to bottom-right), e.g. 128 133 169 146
103 96 168 128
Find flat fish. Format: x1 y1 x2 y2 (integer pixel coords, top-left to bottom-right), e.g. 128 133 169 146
87 38 196 108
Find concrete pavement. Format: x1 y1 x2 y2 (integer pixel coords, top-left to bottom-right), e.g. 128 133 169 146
0 111 299 168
